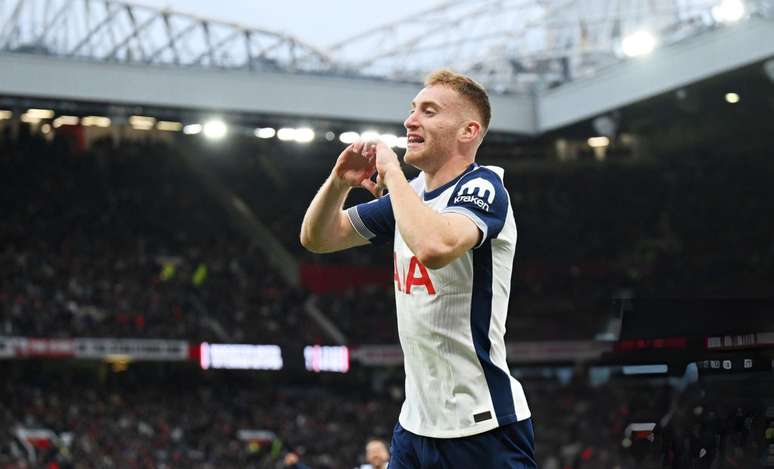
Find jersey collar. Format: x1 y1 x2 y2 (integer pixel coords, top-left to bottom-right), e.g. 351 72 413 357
421 163 479 201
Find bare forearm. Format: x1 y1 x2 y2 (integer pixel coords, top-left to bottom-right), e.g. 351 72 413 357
385 169 453 259
300 176 350 251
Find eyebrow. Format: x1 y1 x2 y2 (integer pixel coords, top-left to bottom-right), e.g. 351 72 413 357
410 100 442 110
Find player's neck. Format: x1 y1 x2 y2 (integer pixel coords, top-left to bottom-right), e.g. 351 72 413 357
423 158 475 192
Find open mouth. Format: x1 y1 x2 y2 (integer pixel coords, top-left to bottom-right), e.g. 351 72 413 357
407 135 425 147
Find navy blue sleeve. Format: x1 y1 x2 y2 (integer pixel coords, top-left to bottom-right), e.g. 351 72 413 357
345 194 395 245
441 168 509 247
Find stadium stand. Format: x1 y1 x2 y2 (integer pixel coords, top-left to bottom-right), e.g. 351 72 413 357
0 130 325 346
1 362 772 468
2 1 774 467
3 124 774 344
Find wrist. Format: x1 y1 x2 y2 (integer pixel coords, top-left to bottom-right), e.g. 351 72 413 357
383 164 404 187
329 174 350 192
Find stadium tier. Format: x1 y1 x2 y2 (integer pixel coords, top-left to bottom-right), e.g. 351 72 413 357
1 361 772 468
2 128 773 345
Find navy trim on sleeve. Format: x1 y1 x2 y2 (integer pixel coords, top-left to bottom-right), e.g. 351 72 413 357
345 194 395 245
440 167 508 247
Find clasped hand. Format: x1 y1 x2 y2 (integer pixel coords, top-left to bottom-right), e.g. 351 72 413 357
332 140 401 198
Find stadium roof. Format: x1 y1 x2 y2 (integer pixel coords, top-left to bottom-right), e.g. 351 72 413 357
1 0 773 134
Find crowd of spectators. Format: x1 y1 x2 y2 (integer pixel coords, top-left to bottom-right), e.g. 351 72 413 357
533 371 774 468
3 123 774 345
0 371 401 469
2 122 774 468
207 134 774 341
1 364 771 469
0 129 324 346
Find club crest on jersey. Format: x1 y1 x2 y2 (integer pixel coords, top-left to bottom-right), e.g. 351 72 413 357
454 178 495 211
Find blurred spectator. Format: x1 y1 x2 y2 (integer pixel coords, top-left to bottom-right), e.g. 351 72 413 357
358 438 389 469
282 451 312 469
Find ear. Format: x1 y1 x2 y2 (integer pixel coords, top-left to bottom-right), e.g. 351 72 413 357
458 120 482 143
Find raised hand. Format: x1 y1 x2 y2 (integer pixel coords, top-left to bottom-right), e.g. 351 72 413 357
372 141 402 196
332 140 380 197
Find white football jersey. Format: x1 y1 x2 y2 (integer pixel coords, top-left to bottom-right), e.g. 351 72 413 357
346 163 530 438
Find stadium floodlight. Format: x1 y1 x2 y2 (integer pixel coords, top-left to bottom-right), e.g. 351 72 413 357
588 136 610 148
20 113 42 124
396 136 408 149
25 108 55 119
725 92 740 103
129 115 156 130
0 110 12 120
380 133 399 148
360 130 381 142
183 124 202 135
156 121 183 132
255 127 276 139
82 116 111 127
277 127 296 141
203 119 227 139
712 0 745 23
621 31 656 57
294 127 315 143
339 131 360 144
53 116 79 128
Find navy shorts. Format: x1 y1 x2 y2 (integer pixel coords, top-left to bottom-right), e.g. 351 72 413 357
389 418 537 469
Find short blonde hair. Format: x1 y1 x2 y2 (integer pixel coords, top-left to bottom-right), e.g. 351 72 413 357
424 69 491 133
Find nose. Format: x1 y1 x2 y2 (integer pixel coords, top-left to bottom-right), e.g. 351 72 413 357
404 110 419 131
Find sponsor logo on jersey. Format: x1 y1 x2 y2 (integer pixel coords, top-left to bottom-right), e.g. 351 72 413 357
454 178 495 211
394 253 436 295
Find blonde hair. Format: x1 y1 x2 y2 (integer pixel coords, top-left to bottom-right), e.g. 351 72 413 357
424 69 491 133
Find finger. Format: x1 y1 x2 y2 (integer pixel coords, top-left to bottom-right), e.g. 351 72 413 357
375 141 396 160
375 140 390 152
360 178 379 197
352 140 364 154
362 141 376 156
338 144 352 159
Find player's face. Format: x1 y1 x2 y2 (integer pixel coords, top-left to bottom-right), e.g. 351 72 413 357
403 85 465 171
365 441 389 467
